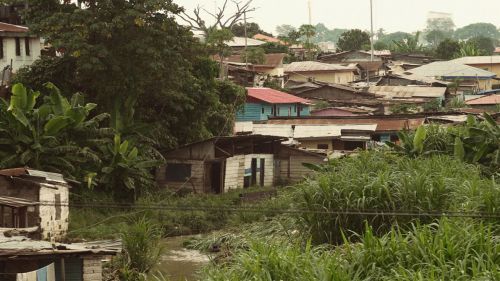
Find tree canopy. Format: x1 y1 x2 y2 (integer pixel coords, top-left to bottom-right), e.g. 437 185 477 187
337 29 371 51
16 0 245 152
455 23 500 40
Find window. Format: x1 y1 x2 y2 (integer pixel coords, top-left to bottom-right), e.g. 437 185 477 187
0 37 3 59
294 105 297 113
24 37 30 56
15 37 20 56
271 107 274 114
55 194 61 220
261 107 265 114
165 163 192 182
317 144 329 149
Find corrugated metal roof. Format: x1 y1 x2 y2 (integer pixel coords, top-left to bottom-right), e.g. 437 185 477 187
284 61 357 73
408 61 496 79
0 22 29 33
236 123 377 139
0 168 67 184
0 234 121 256
226 37 265 47
0 196 38 208
466 94 500 105
368 86 447 98
252 34 286 45
247 87 311 104
267 117 425 132
452 56 500 65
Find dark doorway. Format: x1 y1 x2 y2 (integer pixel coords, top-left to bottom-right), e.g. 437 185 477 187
210 162 223 194
259 159 265 187
251 158 257 186
344 141 365 151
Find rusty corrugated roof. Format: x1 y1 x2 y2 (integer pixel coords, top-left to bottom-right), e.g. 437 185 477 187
0 22 28 33
267 117 425 132
466 94 500 105
0 196 38 208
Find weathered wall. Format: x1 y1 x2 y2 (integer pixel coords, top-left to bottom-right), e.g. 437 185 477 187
288 71 355 85
243 154 274 187
224 155 245 191
38 184 69 241
299 139 333 151
278 154 324 183
83 256 103 281
157 160 206 193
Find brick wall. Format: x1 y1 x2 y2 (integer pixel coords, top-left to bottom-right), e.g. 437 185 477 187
83 256 103 281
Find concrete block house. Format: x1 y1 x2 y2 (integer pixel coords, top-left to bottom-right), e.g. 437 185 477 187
0 168 69 241
156 135 325 194
0 168 120 281
236 87 311 122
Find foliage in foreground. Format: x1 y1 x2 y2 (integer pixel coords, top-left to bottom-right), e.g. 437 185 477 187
106 218 164 281
202 219 500 281
295 150 499 244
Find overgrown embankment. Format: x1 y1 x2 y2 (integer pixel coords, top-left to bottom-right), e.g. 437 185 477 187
187 150 500 280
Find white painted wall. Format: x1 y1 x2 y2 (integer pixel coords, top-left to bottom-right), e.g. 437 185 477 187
224 155 245 191
0 36 41 73
244 154 274 187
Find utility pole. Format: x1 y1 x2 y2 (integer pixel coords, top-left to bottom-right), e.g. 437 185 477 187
308 0 312 26
370 0 374 62
244 11 248 68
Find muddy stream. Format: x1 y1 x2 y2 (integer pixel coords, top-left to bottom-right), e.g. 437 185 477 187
155 236 210 281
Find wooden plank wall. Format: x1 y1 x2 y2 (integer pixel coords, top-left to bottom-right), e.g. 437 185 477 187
157 160 205 193
224 155 245 191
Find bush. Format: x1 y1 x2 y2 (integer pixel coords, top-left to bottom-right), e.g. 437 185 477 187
294 151 500 244
202 219 500 281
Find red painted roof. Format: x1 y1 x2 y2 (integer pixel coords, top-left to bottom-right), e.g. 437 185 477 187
466 94 500 105
246 87 311 105
0 22 28 33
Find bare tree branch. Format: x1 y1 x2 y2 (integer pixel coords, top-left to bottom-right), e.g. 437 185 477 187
180 0 255 36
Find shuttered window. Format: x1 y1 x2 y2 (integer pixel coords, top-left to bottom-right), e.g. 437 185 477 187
15 37 21 56
25 37 30 56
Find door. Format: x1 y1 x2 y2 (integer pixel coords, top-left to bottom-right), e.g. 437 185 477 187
210 162 223 194
251 158 257 186
259 159 265 187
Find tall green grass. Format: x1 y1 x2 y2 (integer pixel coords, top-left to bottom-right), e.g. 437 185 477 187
295 151 500 244
202 219 500 281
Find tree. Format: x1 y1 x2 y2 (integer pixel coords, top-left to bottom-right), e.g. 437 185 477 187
436 38 460 59
261 42 288 54
243 47 265 64
425 29 448 48
455 23 500 40
231 22 271 37
276 24 296 37
426 17 455 37
179 0 255 36
468 36 496 55
299 24 317 59
206 28 235 78
392 32 424 53
19 0 245 151
337 29 371 51
374 41 389 50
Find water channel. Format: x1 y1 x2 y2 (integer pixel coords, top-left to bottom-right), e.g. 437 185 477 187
155 236 210 281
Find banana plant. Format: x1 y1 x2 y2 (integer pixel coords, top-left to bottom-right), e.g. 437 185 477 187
385 126 429 158
454 113 499 169
0 83 103 178
97 134 162 202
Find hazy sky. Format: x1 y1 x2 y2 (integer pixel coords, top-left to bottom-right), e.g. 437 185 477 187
177 0 500 34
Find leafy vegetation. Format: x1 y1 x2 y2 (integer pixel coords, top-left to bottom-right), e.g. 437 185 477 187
337 29 371 51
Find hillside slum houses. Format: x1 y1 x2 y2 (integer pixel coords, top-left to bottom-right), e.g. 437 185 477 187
0 168 120 281
157 36 499 195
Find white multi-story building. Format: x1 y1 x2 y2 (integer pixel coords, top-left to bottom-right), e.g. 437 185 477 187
0 22 41 74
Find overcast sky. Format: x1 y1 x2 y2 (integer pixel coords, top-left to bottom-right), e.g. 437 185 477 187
176 0 500 34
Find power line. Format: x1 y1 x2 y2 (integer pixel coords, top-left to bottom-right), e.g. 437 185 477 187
33 201 500 219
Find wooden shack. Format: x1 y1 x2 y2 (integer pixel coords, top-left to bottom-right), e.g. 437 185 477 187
156 135 325 194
